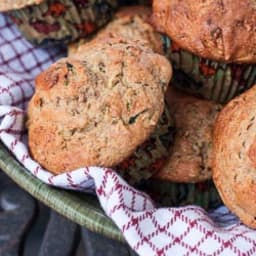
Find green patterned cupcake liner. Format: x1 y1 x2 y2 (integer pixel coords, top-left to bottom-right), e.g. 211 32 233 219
162 35 256 103
8 0 118 46
138 179 222 210
116 104 175 185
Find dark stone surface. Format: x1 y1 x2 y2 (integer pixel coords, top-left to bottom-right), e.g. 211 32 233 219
38 211 80 256
0 172 137 256
0 172 35 256
82 228 138 256
23 203 50 256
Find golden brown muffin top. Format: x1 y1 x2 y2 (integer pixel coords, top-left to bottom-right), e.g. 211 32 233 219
152 0 256 63
27 38 172 174
213 85 256 229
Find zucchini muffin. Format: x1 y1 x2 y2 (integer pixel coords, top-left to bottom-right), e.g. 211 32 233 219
155 86 222 183
152 0 256 63
27 38 172 174
213 85 256 229
152 0 256 103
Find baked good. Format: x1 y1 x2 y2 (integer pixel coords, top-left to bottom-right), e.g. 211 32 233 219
117 103 175 185
69 5 164 57
5 0 118 46
27 39 172 174
155 86 222 183
152 0 256 63
213 85 256 229
152 0 256 103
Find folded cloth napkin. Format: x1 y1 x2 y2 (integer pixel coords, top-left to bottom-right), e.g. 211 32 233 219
0 14 255 256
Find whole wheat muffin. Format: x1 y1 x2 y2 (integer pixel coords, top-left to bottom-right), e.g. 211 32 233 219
69 5 164 56
152 0 256 63
27 39 172 174
155 86 222 183
152 0 256 104
213 85 256 229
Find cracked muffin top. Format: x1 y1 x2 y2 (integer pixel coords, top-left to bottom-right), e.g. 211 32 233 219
152 0 256 63
27 38 172 174
213 85 256 229
155 86 222 183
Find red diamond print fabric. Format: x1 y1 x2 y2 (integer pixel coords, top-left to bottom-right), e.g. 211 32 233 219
0 14 255 256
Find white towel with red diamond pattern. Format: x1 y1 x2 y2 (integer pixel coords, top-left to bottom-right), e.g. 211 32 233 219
0 14 256 256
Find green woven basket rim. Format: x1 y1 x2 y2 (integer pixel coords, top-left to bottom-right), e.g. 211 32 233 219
0 143 124 242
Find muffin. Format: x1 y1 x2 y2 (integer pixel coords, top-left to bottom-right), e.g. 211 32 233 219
4 0 118 46
68 5 164 57
27 38 172 174
155 86 222 183
152 0 256 103
213 85 256 229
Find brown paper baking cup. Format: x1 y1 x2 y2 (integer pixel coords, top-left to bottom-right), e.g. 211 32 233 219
162 35 256 103
116 103 175 185
8 0 118 46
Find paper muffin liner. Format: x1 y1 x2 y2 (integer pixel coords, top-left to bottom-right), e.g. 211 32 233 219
7 0 118 46
139 179 222 210
117 103 175 185
162 35 256 103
